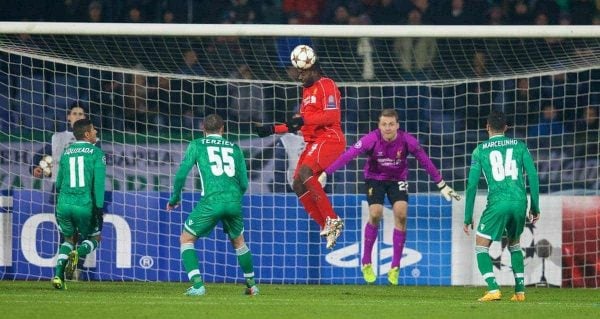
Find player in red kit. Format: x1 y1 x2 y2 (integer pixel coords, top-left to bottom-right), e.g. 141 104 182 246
254 53 346 249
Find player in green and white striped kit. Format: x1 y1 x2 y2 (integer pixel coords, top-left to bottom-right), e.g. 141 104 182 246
464 111 540 302
52 119 106 289
166 114 258 296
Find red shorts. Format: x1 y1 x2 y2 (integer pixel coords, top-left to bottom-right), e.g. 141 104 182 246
294 139 345 178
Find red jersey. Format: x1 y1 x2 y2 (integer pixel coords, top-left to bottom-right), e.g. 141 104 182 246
298 77 345 143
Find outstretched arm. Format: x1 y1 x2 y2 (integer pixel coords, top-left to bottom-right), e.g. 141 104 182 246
406 134 460 201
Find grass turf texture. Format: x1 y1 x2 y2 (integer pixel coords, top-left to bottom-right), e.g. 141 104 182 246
1 281 598 319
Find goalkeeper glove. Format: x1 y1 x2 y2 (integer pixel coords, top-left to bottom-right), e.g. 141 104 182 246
437 180 461 201
254 124 275 138
286 117 304 133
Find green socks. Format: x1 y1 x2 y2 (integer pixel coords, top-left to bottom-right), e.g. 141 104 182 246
76 239 98 258
180 242 256 289
476 245 499 291
236 244 256 287
181 243 204 288
54 242 74 279
509 244 525 293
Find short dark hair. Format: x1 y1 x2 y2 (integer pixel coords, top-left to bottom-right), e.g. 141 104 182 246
203 114 224 134
68 101 87 113
487 110 507 131
379 108 398 121
73 119 93 140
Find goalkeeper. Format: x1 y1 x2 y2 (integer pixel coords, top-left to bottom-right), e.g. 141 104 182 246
320 109 460 285
52 119 106 290
463 111 540 302
254 54 346 250
32 102 87 181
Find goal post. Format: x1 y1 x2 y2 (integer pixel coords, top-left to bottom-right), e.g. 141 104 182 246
0 23 598 287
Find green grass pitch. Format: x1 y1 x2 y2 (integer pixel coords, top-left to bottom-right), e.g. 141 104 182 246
1 281 598 319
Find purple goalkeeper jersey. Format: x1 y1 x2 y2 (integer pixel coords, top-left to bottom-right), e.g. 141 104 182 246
325 128 443 182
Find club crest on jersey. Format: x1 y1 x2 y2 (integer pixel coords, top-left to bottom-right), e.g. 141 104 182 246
395 151 403 165
326 95 336 109
354 140 362 149
303 96 316 105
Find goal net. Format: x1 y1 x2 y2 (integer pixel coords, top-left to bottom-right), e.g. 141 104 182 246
0 23 598 287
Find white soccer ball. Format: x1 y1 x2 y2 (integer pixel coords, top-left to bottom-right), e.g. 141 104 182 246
39 155 53 177
290 45 317 70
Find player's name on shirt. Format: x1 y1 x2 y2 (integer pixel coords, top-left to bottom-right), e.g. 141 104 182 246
481 139 518 149
63 147 95 155
201 139 233 146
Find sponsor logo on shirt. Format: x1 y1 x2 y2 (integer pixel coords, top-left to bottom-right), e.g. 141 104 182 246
307 143 319 156
326 95 336 109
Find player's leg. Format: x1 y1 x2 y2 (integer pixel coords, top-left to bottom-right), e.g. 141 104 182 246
387 181 409 285
73 209 104 280
230 234 259 295
294 181 326 230
474 205 506 301
305 140 345 221
222 202 258 295
53 204 76 289
506 201 527 301
180 204 216 296
292 148 326 230
65 232 81 281
65 206 97 279
362 203 383 266
359 179 382 283
298 140 345 248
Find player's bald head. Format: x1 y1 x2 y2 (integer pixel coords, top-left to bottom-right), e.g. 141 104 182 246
204 114 224 134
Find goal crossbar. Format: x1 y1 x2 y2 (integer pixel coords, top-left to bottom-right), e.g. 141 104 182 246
1 22 600 38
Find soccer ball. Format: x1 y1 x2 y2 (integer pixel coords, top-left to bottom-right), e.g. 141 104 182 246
39 155 53 177
290 45 317 70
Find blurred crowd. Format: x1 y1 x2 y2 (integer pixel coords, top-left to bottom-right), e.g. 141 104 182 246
2 0 600 26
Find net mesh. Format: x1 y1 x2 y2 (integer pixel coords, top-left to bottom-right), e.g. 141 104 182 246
0 29 598 285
